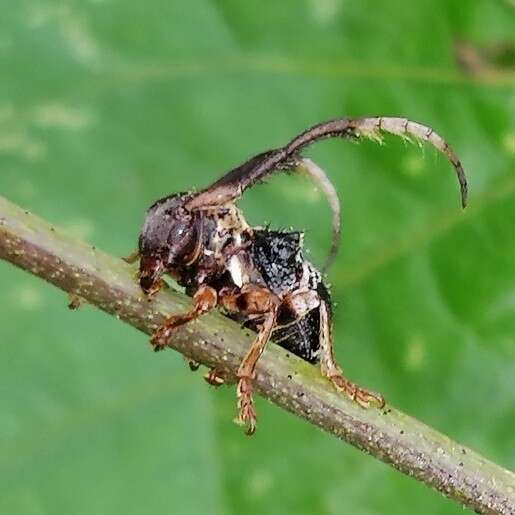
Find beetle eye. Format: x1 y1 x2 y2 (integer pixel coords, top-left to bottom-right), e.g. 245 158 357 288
166 218 200 265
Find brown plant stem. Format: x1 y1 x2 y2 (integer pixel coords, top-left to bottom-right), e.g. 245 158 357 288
0 195 514 515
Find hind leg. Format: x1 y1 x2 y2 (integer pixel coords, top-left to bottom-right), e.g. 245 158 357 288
318 300 385 408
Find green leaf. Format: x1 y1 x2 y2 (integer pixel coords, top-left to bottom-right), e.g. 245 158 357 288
0 1 514 514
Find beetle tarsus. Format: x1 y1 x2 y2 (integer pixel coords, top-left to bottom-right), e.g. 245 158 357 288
150 327 173 351
328 374 385 408
318 299 385 409
123 250 140 264
236 375 257 436
186 358 201 371
67 292 83 310
204 368 226 387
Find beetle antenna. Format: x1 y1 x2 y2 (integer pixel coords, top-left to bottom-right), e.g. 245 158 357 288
186 117 468 212
294 157 341 272
286 117 468 208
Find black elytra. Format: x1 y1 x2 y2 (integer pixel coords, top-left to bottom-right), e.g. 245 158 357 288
250 228 331 364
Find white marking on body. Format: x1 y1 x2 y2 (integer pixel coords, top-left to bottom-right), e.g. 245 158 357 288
228 255 244 287
287 289 320 315
299 261 321 290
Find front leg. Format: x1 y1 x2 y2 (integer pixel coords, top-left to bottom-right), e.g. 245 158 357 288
319 300 385 408
123 250 140 264
151 285 218 351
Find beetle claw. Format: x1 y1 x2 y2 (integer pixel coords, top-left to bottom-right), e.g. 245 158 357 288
150 327 173 351
329 374 385 409
204 368 226 387
236 376 257 435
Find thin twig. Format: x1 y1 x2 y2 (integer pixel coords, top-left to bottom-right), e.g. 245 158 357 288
0 195 513 515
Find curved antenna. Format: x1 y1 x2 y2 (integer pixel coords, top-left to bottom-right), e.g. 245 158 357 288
294 157 341 272
186 117 468 212
284 117 468 208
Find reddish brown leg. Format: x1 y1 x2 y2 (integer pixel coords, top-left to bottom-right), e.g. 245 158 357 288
184 358 227 386
219 285 280 434
319 301 385 408
183 357 227 388
150 285 218 351
236 308 277 435
145 279 170 298
184 357 200 371
204 367 227 387
67 292 84 310
123 250 140 264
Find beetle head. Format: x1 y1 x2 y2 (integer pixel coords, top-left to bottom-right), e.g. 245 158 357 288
138 193 202 294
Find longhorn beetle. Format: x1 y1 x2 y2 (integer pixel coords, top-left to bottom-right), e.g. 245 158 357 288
130 117 468 434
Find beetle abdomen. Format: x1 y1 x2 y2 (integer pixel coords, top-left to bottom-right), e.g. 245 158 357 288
272 307 321 363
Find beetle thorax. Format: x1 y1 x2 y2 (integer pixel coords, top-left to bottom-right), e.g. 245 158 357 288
205 203 251 258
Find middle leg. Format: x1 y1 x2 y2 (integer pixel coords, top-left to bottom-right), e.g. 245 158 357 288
236 308 277 435
219 285 279 435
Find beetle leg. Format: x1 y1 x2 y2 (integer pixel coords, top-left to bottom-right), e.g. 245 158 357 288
185 357 201 371
150 285 218 351
319 300 385 408
236 307 277 435
218 285 279 435
185 358 229 387
123 250 140 264
67 292 84 310
204 367 227 387
141 277 170 299
184 358 228 386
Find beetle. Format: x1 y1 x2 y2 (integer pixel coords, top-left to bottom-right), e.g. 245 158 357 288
130 117 468 434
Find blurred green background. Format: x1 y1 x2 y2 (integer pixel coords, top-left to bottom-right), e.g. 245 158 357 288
1 1 514 514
